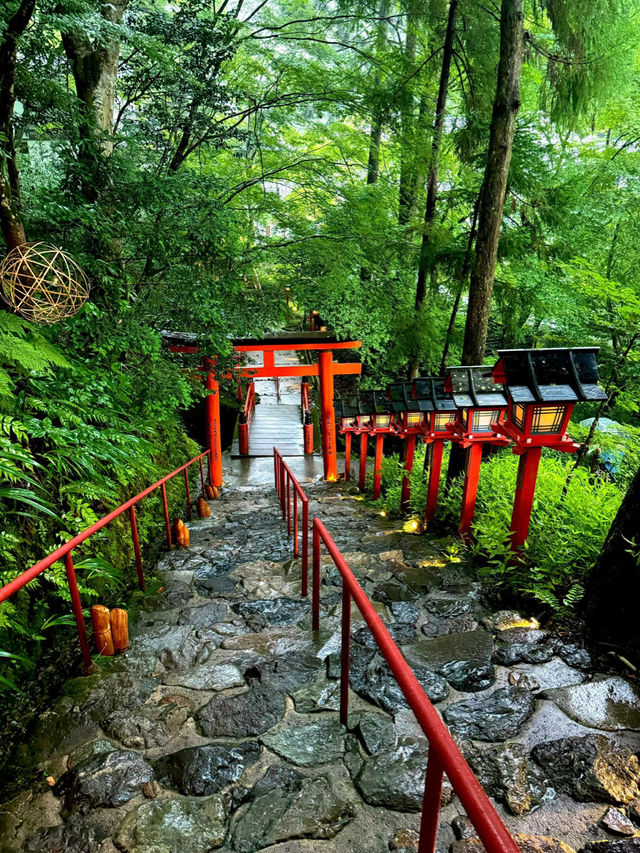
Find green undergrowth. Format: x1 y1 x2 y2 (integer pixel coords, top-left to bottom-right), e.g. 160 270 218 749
0 314 201 696
373 441 625 615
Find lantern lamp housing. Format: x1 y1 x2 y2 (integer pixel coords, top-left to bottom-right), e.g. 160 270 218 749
389 382 426 435
334 397 361 433
444 366 509 447
359 390 395 433
413 377 458 438
491 347 608 452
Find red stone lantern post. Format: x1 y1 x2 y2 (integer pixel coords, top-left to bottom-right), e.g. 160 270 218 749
491 348 607 549
445 366 510 541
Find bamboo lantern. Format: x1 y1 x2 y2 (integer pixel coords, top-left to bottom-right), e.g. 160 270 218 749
90 604 114 656
197 497 211 518
110 608 130 652
171 518 190 547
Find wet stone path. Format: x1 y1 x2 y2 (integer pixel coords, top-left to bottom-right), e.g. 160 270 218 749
3 478 640 852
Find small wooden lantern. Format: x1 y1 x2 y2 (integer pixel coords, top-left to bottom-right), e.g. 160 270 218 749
335 397 360 482
445 366 510 540
355 391 395 498
491 347 607 548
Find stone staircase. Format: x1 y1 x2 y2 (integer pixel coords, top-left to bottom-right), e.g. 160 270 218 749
2 479 640 852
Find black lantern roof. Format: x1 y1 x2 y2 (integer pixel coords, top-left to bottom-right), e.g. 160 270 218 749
414 377 458 413
494 348 608 404
389 378 457 414
446 366 508 409
359 390 393 416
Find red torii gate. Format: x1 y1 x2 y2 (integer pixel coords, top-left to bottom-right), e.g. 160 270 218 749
231 334 362 481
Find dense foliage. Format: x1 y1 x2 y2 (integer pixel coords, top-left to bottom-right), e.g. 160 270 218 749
1 0 639 686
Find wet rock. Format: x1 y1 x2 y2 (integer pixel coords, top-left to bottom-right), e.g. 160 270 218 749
54 750 154 811
232 765 356 852
178 601 229 628
157 579 192 608
509 658 585 692
443 687 536 742
67 739 117 768
115 795 228 853
389 828 420 851
404 631 493 673
483 610 532 632
583 842 640 853
463 742 547 815
219 627 314 659
353 738 431 812
508 670 541 692
158 637 204 670
389 600 421 624
198 683 286 737
438 659 495 693
154 742 261 795
451 815 478 839
555 641 592 671
352 711 396 755
601 807 638 836
425 597 471 618
233 597 310 629
261 719 346 767
374 582 416 605
103 702 189 749
452 837 577 853
531 734 640 804
542 676 640 731
24 815 110 852
291 676 341 713
493 629 555 665
351 653 449 712
128 625 193 663
194 571 237 597
162 662 245 691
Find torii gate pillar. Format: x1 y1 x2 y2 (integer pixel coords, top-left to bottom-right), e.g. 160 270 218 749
318 351 338 480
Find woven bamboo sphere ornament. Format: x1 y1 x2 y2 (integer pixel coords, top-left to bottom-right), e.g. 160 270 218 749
0 242 90 324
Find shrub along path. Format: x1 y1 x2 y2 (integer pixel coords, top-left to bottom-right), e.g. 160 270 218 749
2 474 640 852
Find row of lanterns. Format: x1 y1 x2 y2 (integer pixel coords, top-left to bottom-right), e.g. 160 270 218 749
334 347 607 548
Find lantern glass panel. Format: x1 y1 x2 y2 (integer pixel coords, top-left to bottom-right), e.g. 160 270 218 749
406 412 423 427
432 412 452 432
357 415 371 429
512 404 526 430
531 404 566 435
471 409 501 432
375 414 391 429
344 417 358 429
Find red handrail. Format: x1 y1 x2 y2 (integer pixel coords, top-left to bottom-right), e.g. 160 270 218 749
273 448 309 596
0 449 211 673
244 381 256 427
270 448 519 853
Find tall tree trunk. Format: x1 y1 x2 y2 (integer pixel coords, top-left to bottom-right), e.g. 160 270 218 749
408 0 458 378
460 0 523 366
397 0 419 227
360 0 389 282
0 0 35 250
439 193 480 374
585 463 640 664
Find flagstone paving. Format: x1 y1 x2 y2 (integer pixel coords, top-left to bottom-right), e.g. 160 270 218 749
2 475 640 852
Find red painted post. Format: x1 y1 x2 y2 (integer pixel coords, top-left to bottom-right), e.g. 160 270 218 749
312 522 321 630
286 476 291 536
418 751 445 853
129 505 145 591
358 433 368 492
425 442 445 523
199 457 206 496
293 492 299 557
340 585 351 726
458 443 484 541
509 447 543 549
344 432 351 481
205 371 223 487
401 435 416 515
373 434 384 500
64 551 93 673
238 414 249 456
280 465 286 518
303 413 314 454
302 499 309 597
184 468 192 520
161 482 172 548
318 350 338 481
